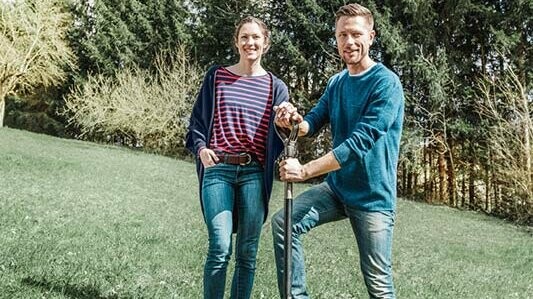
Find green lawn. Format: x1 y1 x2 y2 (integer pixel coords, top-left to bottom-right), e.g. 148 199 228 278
0 127 531 298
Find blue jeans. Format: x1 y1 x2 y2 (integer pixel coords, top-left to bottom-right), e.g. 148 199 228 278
201 162 265 299
271 182 395 299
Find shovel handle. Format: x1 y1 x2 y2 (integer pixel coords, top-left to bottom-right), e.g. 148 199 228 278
282 122 298 299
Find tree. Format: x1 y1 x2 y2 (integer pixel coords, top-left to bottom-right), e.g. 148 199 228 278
69 0 192 78
477 67 533 222
0 0 75 127
188 0 261 68
383 0 531 222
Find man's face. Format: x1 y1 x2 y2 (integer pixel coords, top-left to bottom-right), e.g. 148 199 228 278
235 22 268 62
335 16 375 67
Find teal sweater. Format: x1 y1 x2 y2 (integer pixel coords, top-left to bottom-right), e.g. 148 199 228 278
304 63 404 211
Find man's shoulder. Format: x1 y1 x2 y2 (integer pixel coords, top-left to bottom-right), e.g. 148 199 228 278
327 69 349 86
371 64 404 99
373 63 400 82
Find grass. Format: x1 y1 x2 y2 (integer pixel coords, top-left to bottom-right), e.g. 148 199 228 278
0 127 531 298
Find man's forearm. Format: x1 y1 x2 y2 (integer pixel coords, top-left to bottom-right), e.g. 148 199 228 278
299 120 310 137
302 151 341 180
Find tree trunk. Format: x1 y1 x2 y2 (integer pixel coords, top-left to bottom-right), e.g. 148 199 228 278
424 139 428 190
495 185 501 214
427 145 433 204
406 169 412 196
469 163 476 209
412 173 418 196
446 141 456 207
461 171 466 208
0 98 5 128
438 150 446 203
401 161 407 195
520 76 532 195
437 133 447 204
492 182 497 213
485 167 490 212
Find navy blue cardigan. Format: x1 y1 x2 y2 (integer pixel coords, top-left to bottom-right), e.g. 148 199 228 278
185 65 288 230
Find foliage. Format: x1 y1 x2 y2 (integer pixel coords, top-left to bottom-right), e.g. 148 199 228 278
476 67 533 223
4 93 67 137
1 127 532 298
0 0 75 127
385 0 531 222
188 0 261 67
68 0 192 78
4 0 532 222
63 47 201 155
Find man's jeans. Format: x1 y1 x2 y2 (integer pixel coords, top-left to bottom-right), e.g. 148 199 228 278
201 162 265 299
271 182 395 299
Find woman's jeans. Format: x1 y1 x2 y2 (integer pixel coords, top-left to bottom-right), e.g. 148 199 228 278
201 162 265 299
271 182 396 299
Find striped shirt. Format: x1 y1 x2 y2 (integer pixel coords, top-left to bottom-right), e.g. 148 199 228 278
209 67 273 165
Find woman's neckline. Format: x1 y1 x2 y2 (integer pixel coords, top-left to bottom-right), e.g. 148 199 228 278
224 65 268 77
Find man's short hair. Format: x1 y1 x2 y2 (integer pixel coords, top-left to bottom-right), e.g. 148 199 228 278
335 3 374 29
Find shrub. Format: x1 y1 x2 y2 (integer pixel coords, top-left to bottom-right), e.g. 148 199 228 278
63 47 201 156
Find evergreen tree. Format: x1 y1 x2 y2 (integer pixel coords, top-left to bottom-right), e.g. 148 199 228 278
69 0 192 77
188 0 259 68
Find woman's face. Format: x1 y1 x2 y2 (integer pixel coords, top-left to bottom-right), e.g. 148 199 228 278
235 22 268 62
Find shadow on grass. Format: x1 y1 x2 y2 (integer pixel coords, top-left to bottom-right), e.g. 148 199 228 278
21 277 132 299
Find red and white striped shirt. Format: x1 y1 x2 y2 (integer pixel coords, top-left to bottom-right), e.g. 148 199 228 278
209 67 273 165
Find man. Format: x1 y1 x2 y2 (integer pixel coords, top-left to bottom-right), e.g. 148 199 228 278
272 3 404 299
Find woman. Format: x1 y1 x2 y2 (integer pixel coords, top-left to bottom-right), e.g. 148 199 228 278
185 16 288 299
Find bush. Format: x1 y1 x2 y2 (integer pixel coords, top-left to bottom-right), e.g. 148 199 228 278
63 47 201 156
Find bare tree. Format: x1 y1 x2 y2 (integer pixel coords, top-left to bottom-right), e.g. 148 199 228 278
63 47 201 155
477 67 533 222
0 0 74 127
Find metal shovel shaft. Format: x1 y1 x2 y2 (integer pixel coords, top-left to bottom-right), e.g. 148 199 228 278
284 179 293 299
282 123 298 299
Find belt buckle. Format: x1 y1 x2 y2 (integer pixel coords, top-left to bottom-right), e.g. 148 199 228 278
239 153 252 165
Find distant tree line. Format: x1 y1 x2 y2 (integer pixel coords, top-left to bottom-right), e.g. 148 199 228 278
1 0 531 224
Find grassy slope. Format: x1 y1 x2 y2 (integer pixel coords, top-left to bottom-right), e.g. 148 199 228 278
0 128 531 298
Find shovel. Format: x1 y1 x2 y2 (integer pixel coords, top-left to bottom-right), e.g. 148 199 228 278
281 122 299 299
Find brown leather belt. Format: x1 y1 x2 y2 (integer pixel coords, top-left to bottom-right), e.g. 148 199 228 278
215 152 254 165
